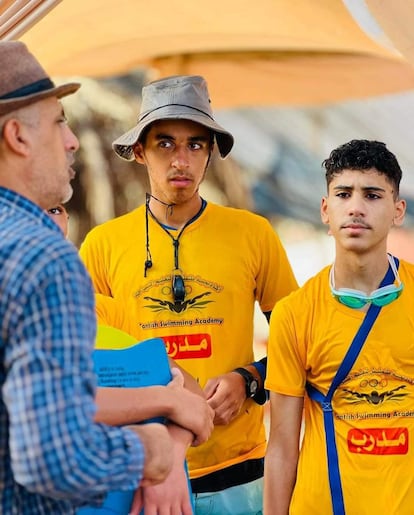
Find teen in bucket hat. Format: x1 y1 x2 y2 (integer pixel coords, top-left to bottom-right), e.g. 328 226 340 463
112 75 234 160
0 41 80 116
82 73 298 514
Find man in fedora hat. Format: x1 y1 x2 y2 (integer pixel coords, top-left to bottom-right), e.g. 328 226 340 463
0 40 179 513
80 75 298 514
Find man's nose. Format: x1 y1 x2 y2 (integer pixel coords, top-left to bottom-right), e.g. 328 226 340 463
66 125 79 153
171 146 190 169
348 195 365 217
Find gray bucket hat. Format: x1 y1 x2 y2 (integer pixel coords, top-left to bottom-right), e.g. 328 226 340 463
112 75 234 160
0 41 80 116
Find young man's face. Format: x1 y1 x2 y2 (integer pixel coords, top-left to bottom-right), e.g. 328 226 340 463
321 168 406 253
133 119 212 206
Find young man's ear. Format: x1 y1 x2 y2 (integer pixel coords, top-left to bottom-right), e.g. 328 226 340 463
392 198 406 228
133 142 145 164
320 196 329 226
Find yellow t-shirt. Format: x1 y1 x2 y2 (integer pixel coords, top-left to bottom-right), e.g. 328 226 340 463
81 202 298 478
266 259 414 515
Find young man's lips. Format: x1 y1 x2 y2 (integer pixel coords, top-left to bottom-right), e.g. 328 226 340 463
170 176 192 185
343 223 369 230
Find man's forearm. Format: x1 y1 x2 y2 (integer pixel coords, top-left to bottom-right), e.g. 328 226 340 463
264 392 303 514
167 422 194 455
264 447 297 515
95 385 175 425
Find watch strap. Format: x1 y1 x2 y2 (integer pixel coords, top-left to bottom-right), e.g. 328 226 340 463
233 367 258 398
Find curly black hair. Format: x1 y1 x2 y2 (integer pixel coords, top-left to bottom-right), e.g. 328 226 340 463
322 140 402 196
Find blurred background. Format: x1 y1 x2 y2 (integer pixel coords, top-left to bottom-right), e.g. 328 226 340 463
2 0 414 292
3 0 414 435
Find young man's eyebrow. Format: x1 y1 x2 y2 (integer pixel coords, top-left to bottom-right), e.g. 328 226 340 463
154 133 172 140
154 132 209 142
189 135 210 142
333 185 386 193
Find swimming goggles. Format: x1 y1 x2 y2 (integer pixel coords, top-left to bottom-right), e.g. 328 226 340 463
329 254 403 309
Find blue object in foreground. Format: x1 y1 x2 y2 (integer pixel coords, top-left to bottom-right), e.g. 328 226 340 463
77 328 194 514
77 491 133 515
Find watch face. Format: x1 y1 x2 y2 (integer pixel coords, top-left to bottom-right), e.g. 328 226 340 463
249 379 258 396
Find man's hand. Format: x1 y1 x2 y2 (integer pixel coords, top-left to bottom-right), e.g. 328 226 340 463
167 368 214 445
126 423 173 486
203 372 246 425
136 449 193 514
130 422 194 515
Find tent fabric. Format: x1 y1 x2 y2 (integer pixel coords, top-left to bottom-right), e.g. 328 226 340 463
151 51 414 108
365 0 414 67
7 0 414 108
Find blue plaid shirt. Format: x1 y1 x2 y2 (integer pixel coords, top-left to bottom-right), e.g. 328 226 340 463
0 188 145 514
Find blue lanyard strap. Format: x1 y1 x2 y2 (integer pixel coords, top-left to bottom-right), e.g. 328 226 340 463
306 257 399 515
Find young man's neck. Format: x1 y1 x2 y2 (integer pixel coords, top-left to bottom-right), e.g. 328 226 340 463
333 248 390 292
148 194 203 230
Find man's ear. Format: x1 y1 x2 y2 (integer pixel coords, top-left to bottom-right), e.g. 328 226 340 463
393 198 406 228
320 196 329 225
133 142 145 164
2 118 30 157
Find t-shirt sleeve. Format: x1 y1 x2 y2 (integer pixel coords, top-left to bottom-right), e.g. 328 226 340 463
265 296 306 397
79 227 112 295
255 217 298 313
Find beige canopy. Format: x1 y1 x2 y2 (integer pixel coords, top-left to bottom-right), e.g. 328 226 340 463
1 0 414 108
365 0 414 67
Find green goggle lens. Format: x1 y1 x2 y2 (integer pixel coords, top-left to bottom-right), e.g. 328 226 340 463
330 255 403 309
333 285 403 308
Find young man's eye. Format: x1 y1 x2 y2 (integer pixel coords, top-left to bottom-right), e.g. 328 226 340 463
189 142 202 150
159 140 173 149
48 207 63 215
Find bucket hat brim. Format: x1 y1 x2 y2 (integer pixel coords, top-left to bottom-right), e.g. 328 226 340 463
112 104 234 160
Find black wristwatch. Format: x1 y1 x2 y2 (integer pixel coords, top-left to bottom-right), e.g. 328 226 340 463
233 368 259 399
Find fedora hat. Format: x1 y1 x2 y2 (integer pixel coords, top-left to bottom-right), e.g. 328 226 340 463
112 75 234 160
0 41 80 116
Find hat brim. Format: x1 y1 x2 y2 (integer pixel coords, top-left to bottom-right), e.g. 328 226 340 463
112 106 234 161
0 82 80 116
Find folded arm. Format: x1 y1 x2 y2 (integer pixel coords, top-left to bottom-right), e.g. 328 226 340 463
95 367 214 445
